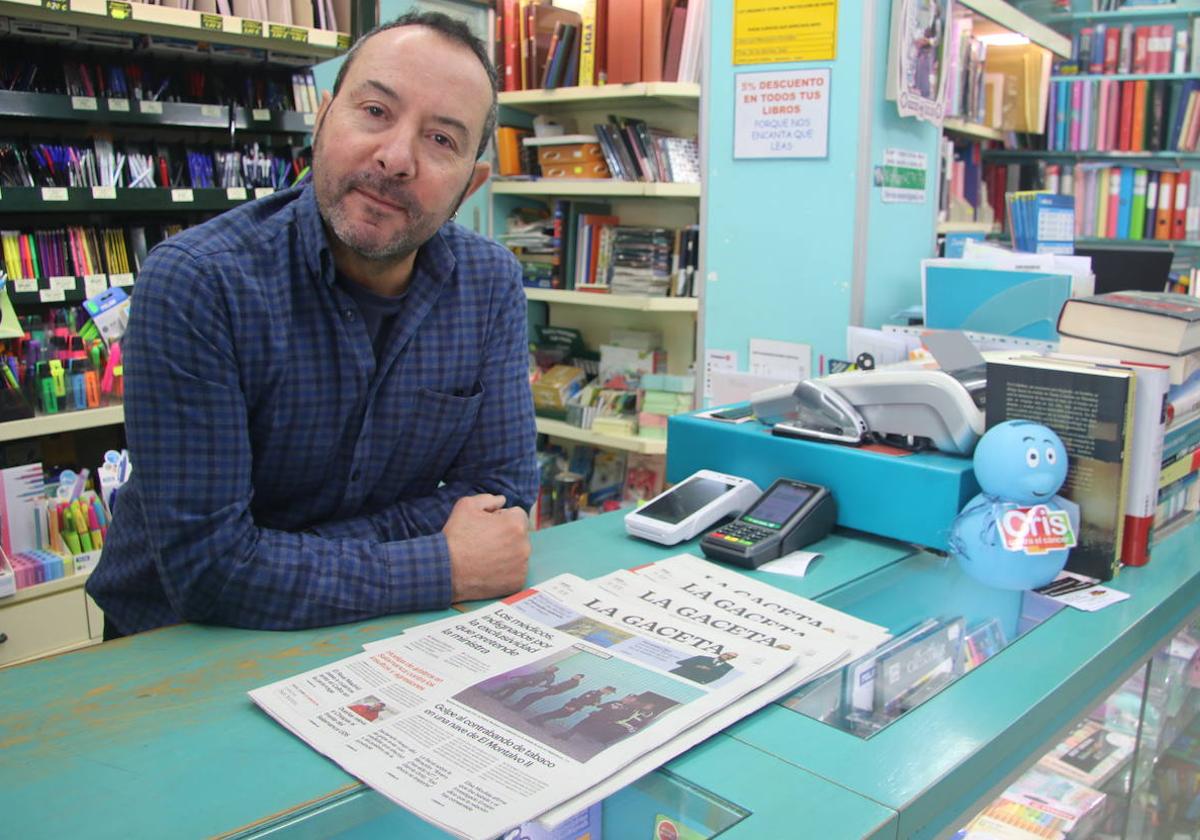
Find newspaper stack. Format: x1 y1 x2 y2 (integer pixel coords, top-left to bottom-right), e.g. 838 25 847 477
249 554 890 840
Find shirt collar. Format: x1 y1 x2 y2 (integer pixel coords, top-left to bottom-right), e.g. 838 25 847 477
296 180 458 288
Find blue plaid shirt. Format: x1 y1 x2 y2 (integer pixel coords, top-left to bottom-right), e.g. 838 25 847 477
87 182 537 633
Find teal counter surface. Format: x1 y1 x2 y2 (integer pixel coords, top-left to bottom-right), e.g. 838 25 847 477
1 512 1197 839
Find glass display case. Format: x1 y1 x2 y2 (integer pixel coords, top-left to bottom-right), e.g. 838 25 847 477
954 616 1200 839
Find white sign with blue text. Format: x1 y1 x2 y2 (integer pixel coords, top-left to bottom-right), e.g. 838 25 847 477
734 68 830 159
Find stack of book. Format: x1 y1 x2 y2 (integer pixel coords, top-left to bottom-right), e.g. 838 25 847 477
942 9 990 126
496 0 706 91
1064 18 1198 80
607 227 674 296
1055 292 1200 552
1046 77 1200 154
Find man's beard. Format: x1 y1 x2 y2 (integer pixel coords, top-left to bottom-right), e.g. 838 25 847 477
317 170 474 263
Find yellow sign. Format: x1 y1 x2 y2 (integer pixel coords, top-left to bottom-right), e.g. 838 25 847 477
241 19 263 37
733 0 837 65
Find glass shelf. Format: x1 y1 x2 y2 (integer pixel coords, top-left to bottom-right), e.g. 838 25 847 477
779 550 1067 738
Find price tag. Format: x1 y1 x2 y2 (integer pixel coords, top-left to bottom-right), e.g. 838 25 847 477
200 104 222 118
43 0 69 11
40 288 66 303
41 187 69 202
14 278 37 293
336 33 351 50
107 0 131 18
200 12 222 30
140 101 163 115
254 187 275 199
91 185 117 200
252 108 271 121
50 275 77 291
84 274 108 298
110 273 134 288
303 113 315 126
269 23 307 43
171 188 195 203
241 19 263 37
226 187 248 201
107 98 130 112
71 96 98 111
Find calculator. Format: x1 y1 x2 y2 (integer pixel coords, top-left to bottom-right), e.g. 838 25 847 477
699 478 837 569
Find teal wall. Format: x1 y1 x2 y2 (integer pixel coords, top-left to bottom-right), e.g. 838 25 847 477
703 1 939 372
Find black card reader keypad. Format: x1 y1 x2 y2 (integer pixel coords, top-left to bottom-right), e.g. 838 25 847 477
709 522 773 546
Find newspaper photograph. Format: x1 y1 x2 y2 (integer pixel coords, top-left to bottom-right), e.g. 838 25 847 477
248 574 795 840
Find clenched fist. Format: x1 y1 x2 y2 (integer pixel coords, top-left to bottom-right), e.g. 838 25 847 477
443 494 531 602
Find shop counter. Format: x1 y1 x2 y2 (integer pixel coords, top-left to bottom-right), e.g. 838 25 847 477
0 514 1197 839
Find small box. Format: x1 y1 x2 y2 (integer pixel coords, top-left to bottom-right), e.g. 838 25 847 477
523 135 611 179
532 365 586 415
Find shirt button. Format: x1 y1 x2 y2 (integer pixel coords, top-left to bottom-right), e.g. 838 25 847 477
344 309 356 320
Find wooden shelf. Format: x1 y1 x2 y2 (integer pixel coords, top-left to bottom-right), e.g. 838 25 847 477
937 221 1000 234
943 118 1005 142
0 406 125 443
1051 72 1197 82
0 0 348 60
535 417 666 454
492 180 700 198
956 0 1073 58
525 288 698 311
0 185 277 213
498 82 701 112
1075 237 1200 249
984 149 1200 162
1 570 89 607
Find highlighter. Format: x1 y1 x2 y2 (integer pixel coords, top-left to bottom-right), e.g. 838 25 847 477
87 506 103 549
48 359 66 397
62 527 81 555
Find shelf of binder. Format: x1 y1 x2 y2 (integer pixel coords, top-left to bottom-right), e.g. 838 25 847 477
956 0 1072 58
984 149 1200 162
0 0 349 59
0 405 124 443
492 180 700 199
0 91 317 134
524 288 697 312
0 186 277 213
6 275 134 305
534 416 666 455
942 118 1006 142
1044 6 1200 25
498 83 701 113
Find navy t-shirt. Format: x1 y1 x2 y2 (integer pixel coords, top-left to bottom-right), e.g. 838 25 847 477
336 273 409 359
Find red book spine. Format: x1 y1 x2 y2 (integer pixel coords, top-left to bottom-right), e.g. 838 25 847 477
1118 80 1135 151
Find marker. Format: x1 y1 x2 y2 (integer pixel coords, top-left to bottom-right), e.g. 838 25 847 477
87 506 103 549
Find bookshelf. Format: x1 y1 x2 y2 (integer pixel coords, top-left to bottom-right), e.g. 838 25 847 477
496 84 701 470
938 0 1071 236
0 406 125 443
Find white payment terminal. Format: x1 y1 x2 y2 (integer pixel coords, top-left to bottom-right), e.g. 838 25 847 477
624 470 762 546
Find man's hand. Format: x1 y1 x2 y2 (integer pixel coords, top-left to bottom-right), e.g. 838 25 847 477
444 494 530 602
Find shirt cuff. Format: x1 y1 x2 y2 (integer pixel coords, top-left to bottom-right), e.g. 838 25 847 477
383 531 453 614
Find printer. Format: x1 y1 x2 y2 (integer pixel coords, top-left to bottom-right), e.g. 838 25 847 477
751 333 993 456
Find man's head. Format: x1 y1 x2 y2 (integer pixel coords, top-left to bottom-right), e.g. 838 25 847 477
312 12 496 267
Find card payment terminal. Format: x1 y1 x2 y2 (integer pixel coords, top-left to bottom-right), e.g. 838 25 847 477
700 478 837 568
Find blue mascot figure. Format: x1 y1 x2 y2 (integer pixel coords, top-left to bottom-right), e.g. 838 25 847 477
949 420 1080 590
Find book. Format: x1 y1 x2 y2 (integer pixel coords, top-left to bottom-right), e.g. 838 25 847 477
1057 292 1200 356
1038 720 1136 789
985 357 1136 581
1058 335 1200 387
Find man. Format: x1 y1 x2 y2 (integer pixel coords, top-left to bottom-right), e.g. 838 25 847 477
528 685 614 726
87 12 537 636
510 673 585 711
490 666 559 702
669 651 739 684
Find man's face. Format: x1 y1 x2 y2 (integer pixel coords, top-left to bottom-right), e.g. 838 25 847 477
312 26 492 263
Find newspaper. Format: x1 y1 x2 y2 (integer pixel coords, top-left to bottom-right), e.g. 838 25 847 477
631 553 893 663
249 574 795 840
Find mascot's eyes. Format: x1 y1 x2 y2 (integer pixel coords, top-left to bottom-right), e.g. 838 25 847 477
1026 447 1040 468
1045 447 1057 465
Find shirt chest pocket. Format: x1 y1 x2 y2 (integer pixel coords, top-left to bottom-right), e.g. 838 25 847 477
394 384 485 480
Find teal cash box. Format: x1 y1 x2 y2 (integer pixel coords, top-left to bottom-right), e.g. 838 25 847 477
667 407 980 550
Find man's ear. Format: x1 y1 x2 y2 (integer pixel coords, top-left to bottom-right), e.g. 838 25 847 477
463 160 492 201
313 89 333 139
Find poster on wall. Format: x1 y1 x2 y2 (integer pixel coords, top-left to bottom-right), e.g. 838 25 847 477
888 0 952 124
733 0 838 64
875 148 928 203
733 68 830 159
